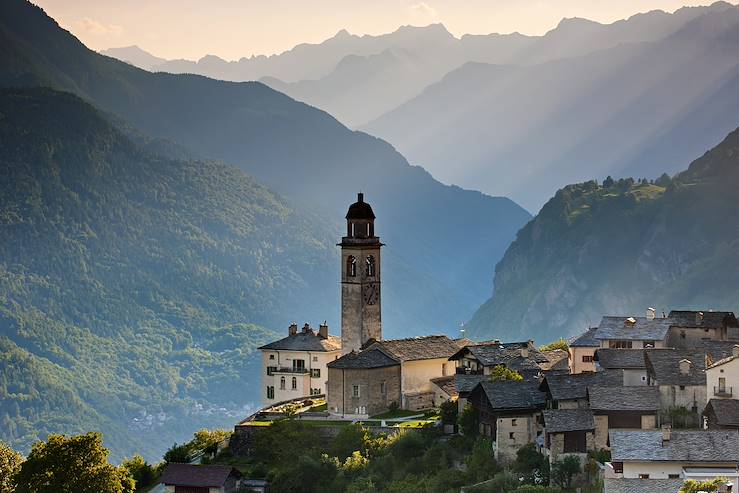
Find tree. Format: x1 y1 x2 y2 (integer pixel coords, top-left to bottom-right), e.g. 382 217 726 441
538 339 569 352
603 176 615 188
655 172 673 188
14 433 135 493
0 441 23 493
458 404 478 436
490 365 524 382
440 400 458 425
550 455 581 489
513 443 549 485
120 455 156 490
680 478 726 493
465 437 498 483
163 443 191 464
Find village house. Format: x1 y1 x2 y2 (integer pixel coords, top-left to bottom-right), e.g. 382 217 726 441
594 349 649 386
259 322 341 405
568 327 600 374
587 386 660 450
159 464 242 493
704 398 739 431
453 374 488 411
666 310 739 348
449 340 548 380
539 371 621 410
542 409 595 462
606 428 739 485
468 380 546 464
706 345 739 403
594 315 671 349
644 349 709 417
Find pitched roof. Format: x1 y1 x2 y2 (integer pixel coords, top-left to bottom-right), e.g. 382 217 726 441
610 429 739 462
371 335 461 362
160 464 238 487
669 310 738 328
258 328 341 352
543 409 595 433
570 327 600 347
604 478 684 493
588 386 660 412
475 380 546 411
431 376 457 397
539 349 569 372
645 349 707 386
455 374 488 396
595 316 672 341
595 349 646 369
327 347 399 369
449 341 548 372
707 351 739 369
705 399 739 427
539 371 622 402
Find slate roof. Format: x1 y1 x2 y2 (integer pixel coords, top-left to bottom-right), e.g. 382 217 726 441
543 409 595 433
705 399 739 427
691 340 739 361
588 386 660 412
475 380 546 411
707 352 739 369
595 316 672 341
595 349 646 369
539 349 569 372
539 371 622 402
371 335 462 362
604 478 684 493
455 374 488 396
669 310 738 328
449 341 548 372
570 327 600 347
259 328 341 352
160 464 239 487
431 376 457 397
645 349 707 386
610 429 739 462
327 347 399 369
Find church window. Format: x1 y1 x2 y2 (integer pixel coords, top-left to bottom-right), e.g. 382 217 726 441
280 377 285 390
366 255 375 277
352 385 360 398
292 377 297 390
267 386 274 399
347 256 357 277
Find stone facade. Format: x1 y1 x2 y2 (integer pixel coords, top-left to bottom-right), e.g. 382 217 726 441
327 365 401 416
569 346 597 374
657 384 706 413
494 415 540 464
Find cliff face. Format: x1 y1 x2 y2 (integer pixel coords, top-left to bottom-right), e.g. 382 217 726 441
466 128 739 342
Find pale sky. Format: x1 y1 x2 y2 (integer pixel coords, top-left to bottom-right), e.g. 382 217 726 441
34 0 735 60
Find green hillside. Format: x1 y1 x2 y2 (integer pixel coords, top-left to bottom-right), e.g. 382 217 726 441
467 128 739 342
0 87 337 460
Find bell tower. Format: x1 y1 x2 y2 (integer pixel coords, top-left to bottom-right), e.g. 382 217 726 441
340 192 383 354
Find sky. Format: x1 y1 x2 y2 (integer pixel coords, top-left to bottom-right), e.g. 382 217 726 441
34 0 736 60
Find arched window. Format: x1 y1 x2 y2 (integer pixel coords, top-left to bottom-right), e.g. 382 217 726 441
280 377 285 390
347 256 357 277
291 377 297 390
366 255 375 277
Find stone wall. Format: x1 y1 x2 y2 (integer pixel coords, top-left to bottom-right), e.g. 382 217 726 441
327 365 401 416
495 415 538 465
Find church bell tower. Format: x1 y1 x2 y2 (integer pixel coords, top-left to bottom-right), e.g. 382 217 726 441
340 192 383 354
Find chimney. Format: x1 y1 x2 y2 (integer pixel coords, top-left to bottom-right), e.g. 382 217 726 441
319 322 329 339
302 323 311 334
289 323 298 336
679 359 692 375
661 425 671 445
733 345 739 358
646 307 656 320
521 347 529 358
625 317 637 326
696 311 704 325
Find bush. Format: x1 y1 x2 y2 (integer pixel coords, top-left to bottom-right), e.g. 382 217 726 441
465 471 519 493
440 400 458 425
539 339 569 352
458 404 478 436
465 437 498 483
513 443 549 485
490 365 524 382
121 455 157 489
551 455 581 489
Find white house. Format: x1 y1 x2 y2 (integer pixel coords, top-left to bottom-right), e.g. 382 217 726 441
706 346 739 403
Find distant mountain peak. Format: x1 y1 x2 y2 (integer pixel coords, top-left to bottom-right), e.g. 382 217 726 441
333 28 352 39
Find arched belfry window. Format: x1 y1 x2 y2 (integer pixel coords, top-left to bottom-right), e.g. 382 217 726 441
366 255 375 277
347 256 357 277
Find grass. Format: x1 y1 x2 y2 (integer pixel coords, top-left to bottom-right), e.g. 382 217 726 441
370 409 424 420
298 420 353 427
309 402 327 412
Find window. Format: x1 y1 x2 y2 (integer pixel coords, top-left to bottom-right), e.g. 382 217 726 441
511 419 517 426
679 385 685 390
313 356 318 362
638 474 650 479
612 462 623 474
269 354 275 360
380 381 386 394
347 256 357 277
582 355 593 363
280 377 285 390
366 255 375 277
442 363 447 376
352 385 360 398
311 369 321 378
266 386 274 399
291 377 297 390
509 432 515 440
668 474 680 479
267 366 277 375
293 359 305 372
609 340 633 349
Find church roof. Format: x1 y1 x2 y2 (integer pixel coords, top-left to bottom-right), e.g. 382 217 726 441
327 347 399 369
370 335 462 362
346 192 375 220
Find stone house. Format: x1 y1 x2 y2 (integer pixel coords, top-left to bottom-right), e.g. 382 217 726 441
706 346 739 403
666 310 739 348
703 399 739 431
449 340 549 380
644 349 709 417
607 428 739 484
587 386 660 450
468 380 546 464
542 409 595 463
594 316 671 349
259 322 341 406
159 464 242 493
454 374 487 411
538 349 570 374
539 371 621 410
594 349 648 386
568 328 600 374
326 346 401 417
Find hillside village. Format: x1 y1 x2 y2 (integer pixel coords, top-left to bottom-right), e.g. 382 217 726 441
156 193 739 493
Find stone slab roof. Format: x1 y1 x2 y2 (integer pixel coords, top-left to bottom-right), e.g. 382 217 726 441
570 327 600 347
595 316 672 341
669 310 738 328
610 429 739 462
540 371 622 402
449 341 548 372
595 349 647 369
431 376 457 397
604 478 684 493
588 386 660 412
327 347 399 369
543 409 595 433
645 349 707 386
476 380 546 411
455 374 488 396
371 335 462 362
160 464 239 487
540 349 569 372
705 399 739 427
259 330 341 352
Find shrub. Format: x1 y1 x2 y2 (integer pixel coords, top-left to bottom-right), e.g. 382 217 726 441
440 400 458 425
551 455 581 489
458 404 478 436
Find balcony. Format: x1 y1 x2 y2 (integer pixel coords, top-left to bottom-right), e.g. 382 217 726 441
714 386 733 397
269 366 309 375
456 367 484 375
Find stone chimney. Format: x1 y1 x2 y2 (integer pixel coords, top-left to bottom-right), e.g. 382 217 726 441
679 359 692 375
646 307 656 320
733 345 739 358
661 424 671 445
625 317 637 327
521 347 529 358
319 322 329 339
696 311 704 325
289 323 298 336
302 323 311 334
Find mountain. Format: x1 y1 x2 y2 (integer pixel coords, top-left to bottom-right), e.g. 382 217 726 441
99 45 167 71
0 87 340 460
465 127 739 343
363 2 739 212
